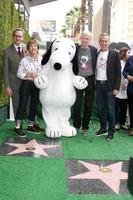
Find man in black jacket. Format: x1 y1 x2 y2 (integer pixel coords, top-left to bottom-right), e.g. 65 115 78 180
72 31 97 136
95 33 121 141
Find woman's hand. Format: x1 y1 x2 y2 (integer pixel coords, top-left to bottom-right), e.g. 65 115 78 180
32 72 38 80
127 75 133 82
113 89 119 96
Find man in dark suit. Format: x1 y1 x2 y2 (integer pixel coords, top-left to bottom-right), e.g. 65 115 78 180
4 28 27 118
95 33 121 141
72 31 97 136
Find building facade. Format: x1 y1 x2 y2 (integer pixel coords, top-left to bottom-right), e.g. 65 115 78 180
110 0 133 42
13 0 57 30
93 0 133 44
93 0 111 41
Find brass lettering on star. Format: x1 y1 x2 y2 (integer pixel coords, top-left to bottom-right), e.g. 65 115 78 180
99 166 112 173
25 147 36 150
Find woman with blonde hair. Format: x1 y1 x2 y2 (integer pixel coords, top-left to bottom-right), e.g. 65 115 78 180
15 39 43 137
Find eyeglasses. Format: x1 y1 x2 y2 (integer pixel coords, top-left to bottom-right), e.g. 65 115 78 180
14 35 23 38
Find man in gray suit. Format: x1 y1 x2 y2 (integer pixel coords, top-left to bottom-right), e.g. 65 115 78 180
4 28 44 134
4 27 27 117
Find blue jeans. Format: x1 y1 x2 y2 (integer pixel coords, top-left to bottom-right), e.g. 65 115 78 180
96 83 115 133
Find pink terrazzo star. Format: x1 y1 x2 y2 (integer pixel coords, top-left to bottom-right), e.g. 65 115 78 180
6 139 60 157
69 160 128 194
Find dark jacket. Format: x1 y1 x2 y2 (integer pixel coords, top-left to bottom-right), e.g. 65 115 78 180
72 44 97 76
72 44 97 91
123 55 133 94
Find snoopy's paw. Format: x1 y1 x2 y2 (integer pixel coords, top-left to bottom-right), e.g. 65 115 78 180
45 129 61 138
34 75 48 89
73 76 88 90
61 126 77 137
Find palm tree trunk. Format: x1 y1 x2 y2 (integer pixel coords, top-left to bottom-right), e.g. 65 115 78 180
80 0 86 31
87 0 93 32
74 17 81 38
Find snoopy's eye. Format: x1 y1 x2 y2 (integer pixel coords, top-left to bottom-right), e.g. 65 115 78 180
68 52 71 55
55 48 58 51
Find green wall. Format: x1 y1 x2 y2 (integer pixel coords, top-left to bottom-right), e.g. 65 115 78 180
0 0 30 108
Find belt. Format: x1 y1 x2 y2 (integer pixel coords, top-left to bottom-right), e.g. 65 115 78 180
96 80 107 84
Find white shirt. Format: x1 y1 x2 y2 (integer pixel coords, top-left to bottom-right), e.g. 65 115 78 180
116 60 128 99
14 44 22 52
17 55 43 80
96 51 108 80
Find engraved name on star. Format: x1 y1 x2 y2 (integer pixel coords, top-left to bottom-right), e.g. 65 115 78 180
6 139 60 157
69 160 128 194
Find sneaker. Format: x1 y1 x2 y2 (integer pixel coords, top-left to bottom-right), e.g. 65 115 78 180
106 134 113 141
120 124 129 130
15 128 26 137
33 124 45 131
95 129 108 136
27 126 40 134
82 129 88 136
115 124 120 130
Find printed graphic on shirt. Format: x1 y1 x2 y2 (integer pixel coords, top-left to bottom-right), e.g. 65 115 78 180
97 57 107 70
96 51 108 80
79 55 92 73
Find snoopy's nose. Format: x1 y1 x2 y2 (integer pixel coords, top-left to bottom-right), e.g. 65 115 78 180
54 63 62 70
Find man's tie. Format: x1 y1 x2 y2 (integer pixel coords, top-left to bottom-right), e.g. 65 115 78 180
17 46 22 57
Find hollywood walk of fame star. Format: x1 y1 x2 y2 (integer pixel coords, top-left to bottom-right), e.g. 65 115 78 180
69 160 128 194
6 139 60 157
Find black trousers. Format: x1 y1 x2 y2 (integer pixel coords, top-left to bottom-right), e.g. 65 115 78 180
72 76 95 130
115 97 128 125
127 93 133 128
16 80 39 123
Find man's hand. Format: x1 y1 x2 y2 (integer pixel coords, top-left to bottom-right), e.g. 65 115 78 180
6 87 12 96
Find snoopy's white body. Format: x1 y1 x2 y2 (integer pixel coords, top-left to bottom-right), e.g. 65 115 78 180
34 38 88 138
40 68 76 107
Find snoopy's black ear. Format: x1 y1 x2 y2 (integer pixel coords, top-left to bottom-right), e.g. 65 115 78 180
71 47 78 75
41 44 52 65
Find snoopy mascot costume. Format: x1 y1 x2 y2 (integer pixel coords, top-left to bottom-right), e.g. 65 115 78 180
34 38 88 138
